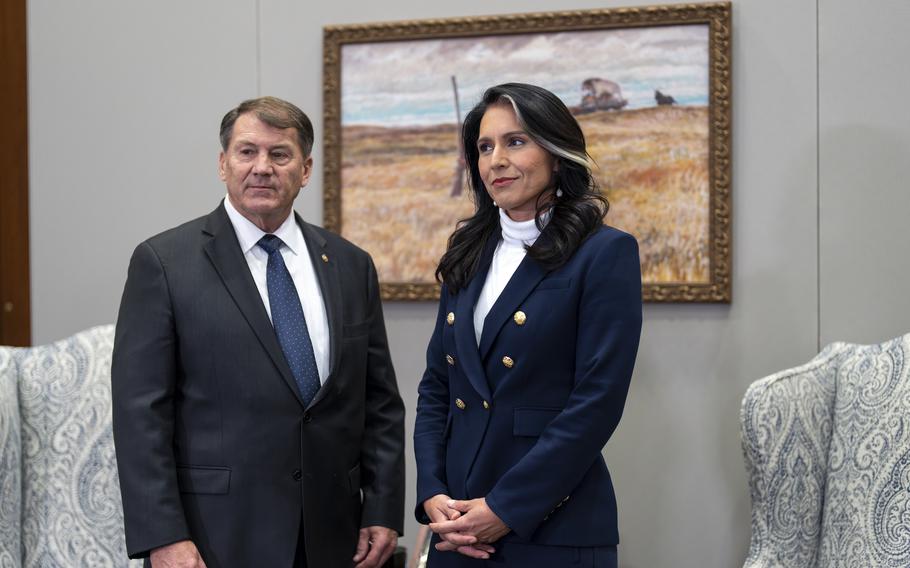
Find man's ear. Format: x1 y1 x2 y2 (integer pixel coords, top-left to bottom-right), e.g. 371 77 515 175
218 151 227 181
300 155 314 187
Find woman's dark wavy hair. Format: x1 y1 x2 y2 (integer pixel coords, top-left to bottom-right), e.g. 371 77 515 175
436 83 609 293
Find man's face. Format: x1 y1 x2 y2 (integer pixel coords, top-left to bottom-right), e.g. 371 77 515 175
219 113 312 232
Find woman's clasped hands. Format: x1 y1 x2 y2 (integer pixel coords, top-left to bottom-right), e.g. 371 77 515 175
424 494 511 560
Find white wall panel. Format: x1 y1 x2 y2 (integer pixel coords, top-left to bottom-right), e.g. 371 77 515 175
819 0 910 346
29 0 259 342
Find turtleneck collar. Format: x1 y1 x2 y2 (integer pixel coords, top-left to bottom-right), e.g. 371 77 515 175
499 207 548 247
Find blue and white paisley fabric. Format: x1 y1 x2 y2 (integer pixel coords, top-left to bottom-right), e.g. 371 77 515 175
15 325 142 568
817 336 910 567
741 343 845 568
0 346 22 568
741 334 910 568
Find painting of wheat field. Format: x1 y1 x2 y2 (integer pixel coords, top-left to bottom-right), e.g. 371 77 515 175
325 5 731 301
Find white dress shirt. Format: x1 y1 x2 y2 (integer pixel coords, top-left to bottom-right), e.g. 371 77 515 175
473 209 544 345
223 197 331 384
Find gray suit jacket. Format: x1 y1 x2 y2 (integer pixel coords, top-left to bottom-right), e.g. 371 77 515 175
112 203 405 567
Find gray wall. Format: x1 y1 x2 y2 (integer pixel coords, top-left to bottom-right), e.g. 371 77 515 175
818 0 910 346
27 0 909 566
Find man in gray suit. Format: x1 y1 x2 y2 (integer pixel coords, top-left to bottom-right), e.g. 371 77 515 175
112 96 405 568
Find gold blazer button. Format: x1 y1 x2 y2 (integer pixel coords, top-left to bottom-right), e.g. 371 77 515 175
446 354 455 366
455 398 466 410
446 312 455 325
513 311 527 325
321 254 329 263
502 356 514 368
482 400 490 410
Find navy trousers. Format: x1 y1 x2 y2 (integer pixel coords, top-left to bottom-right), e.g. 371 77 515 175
427 536 617 568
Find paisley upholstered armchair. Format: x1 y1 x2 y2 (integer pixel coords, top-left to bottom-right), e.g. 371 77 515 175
0 325 143 568
741 333 910 567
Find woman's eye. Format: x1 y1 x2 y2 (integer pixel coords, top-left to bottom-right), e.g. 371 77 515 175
509 137 526 147
478 142 493 153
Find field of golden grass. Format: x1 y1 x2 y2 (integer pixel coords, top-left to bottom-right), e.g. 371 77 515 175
340 105 709 284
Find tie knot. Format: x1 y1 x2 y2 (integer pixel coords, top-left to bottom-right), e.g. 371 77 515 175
257 234 285 255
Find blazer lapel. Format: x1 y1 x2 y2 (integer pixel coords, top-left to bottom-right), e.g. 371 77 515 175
201 204 306 408
452 237 498 403
297 217 342 409
478 253 548 362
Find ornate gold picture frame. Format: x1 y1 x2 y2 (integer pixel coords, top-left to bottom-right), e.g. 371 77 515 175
323 2 731 302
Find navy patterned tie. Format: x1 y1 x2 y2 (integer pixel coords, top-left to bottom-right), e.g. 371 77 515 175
257 234 321 406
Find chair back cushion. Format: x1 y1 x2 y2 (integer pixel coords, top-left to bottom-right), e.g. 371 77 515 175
817 335 910 567
740 343 846 568
17 325 139 567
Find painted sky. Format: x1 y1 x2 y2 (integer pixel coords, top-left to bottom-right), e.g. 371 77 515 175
341 24 709 126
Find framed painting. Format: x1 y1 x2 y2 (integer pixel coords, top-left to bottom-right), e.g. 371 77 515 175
323 2 731 302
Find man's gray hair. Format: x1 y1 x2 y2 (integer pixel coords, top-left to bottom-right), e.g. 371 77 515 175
219 96 314 156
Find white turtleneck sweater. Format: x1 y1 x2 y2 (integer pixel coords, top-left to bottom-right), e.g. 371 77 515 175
473 209 544 345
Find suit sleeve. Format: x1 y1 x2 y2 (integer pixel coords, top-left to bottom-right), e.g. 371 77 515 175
111 241 191 558
412 285 452 524
484 233 643 539
358 256 407 534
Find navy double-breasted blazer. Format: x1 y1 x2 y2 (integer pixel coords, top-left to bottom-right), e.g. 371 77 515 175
414 225 642 547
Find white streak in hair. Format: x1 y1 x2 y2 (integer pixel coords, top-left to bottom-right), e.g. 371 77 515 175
497 95 593 171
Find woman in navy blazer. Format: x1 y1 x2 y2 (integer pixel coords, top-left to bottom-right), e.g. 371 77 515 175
414 83 643 567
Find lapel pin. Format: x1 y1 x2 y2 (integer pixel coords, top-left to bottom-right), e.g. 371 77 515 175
321 254 329 263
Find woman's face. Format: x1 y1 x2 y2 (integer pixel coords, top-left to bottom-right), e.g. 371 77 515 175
476 103 557 222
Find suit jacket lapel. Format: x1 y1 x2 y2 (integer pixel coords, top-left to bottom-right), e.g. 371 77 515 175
298 217 342 409
478 252 548 362
452 237 498 403
202 204 307 408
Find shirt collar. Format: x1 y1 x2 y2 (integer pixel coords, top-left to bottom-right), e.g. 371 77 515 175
223 196 303 256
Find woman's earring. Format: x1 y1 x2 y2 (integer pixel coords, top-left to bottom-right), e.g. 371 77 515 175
493 201 498 207
555 188 564 198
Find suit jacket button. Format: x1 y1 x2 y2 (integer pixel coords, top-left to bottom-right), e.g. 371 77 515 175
303 412 312 423
446 312 455 325
292 469 302 481
446 354 455 366
502 356 514 368
513 311 527 326
455 398 466 410
482 400 490 410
